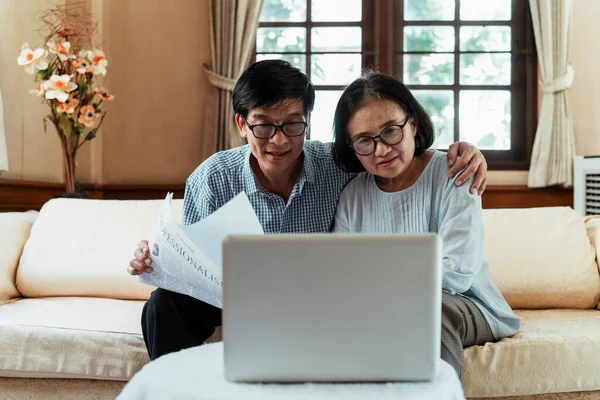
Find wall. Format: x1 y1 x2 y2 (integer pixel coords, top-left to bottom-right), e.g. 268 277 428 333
1 0 599 186
0 0 212 184
0 0 66 182
570 0 600 157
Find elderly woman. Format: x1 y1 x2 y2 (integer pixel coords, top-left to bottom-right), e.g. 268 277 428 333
331 71 520 380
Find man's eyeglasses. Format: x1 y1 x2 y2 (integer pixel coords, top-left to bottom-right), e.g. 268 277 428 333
349 115 411 156
242 117 308 139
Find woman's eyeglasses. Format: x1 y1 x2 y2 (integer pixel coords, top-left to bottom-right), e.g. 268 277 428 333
349 115 411 156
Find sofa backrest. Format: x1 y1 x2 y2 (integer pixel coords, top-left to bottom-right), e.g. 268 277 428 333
482 207 600 309
12 199 600 308
16 198 183 300
0 212 38 304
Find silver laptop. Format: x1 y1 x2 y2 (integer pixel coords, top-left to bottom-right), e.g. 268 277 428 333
222 233 442 383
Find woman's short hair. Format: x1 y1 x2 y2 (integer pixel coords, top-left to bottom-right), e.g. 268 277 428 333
232 60 315 119
332 70 435 173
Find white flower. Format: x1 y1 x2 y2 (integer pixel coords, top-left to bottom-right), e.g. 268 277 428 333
94 61 108 76
42 75 78 102
17 43 49 75
29 85 45 97
87 49 108 76
47 40 73 61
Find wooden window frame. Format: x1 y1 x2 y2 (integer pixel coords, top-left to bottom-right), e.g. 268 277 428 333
382 0 537 170
255 0 377 140
255 0 536 170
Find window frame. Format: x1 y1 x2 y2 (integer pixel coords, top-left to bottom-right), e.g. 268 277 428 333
389 0 537 170
254 0 537 169
254 0 377 140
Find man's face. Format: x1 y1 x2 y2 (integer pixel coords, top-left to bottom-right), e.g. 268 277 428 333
236 99 307 177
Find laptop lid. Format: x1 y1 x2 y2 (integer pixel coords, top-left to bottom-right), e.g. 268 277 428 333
222 233 442 382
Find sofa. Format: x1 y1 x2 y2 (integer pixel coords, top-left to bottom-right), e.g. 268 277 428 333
1 198 600 399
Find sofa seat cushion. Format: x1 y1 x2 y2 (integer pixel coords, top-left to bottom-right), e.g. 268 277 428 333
464 309 600 398
0 297 149 380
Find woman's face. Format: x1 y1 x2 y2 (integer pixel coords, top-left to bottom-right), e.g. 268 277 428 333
346 99 417 180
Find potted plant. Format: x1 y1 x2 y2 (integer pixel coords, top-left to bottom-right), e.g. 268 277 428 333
17 4 114 195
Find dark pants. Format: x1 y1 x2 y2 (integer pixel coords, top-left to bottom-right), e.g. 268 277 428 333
441 293 495 380
141 289 496 379
141 288 221 360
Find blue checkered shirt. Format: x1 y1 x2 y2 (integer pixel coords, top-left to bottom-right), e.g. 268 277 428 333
182 141 354 233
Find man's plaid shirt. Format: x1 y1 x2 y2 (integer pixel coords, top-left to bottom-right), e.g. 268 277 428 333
182 141 354 233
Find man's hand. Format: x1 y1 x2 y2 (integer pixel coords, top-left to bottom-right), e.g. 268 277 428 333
128 240 153 276
446 141 488 195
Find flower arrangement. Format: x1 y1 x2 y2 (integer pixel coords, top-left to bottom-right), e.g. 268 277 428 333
17 4 114 195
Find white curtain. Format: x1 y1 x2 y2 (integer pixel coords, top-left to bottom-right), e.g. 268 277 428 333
528 0 575 188
0 89 8 173
201 0 264 161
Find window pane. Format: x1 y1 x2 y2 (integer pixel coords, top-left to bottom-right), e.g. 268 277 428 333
260 0 306 22
311 54 362 85
412 90 454 149
404 26 455 52
256 54 307 73
403 54 454 85
312 0 361 22
404 0 455 21
459 90 510 149
256 28 306 53
312 27 362 52
460 0 511 21
310 91 342 142
460 26 511 51
460 53 511 85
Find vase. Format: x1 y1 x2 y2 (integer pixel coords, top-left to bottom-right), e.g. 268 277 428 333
58 130 87 197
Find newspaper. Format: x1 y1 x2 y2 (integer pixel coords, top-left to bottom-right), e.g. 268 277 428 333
139 192 264 308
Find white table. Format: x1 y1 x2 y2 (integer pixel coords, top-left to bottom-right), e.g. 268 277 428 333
118 342 465 400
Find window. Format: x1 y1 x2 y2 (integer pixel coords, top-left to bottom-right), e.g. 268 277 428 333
256 0 375 142
392 0 537 168
256 0 536 168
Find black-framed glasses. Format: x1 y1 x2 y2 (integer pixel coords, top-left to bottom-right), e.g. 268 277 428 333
349 115 411 156
242 117 308 139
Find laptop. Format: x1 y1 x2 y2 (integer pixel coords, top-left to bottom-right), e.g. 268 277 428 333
222 233 442 383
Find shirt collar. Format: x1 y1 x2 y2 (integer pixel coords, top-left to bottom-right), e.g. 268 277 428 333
242 147 261 195
242 144 316 196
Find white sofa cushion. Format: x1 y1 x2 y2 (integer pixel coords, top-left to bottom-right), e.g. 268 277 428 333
0 297 148 380
16 198 183 300
464 309 600 398
0 212 37 304
482 207 600 309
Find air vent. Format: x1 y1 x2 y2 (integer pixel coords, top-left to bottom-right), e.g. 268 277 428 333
574 156 600 215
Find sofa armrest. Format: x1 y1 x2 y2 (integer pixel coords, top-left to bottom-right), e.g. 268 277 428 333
0 211 37 305
585 216 600 309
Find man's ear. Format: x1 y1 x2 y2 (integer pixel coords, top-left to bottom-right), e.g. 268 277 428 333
235 114 247 138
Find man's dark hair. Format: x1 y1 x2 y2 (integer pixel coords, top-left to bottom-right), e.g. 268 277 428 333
332 70 435 173
232 60 315 118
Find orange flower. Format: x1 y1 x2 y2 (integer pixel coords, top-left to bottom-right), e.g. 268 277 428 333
78 105 100 127
95 87 115 101
58 26 77 38
57 93 80 114
72 58 95 74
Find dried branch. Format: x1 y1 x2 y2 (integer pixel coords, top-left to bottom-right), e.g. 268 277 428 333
34 1 99 50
